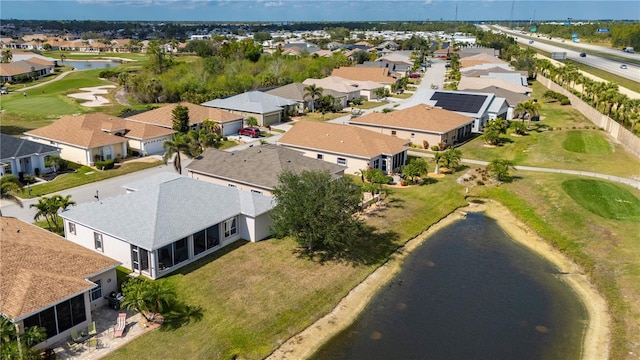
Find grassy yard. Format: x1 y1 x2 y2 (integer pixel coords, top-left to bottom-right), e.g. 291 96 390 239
458 81 640 178
355 101 386 110
105 175 468 360
21 160 163 197
299 111 349 122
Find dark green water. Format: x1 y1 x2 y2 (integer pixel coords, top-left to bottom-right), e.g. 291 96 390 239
312 212 587 360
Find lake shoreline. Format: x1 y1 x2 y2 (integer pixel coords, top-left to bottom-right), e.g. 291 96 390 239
266 199 610 360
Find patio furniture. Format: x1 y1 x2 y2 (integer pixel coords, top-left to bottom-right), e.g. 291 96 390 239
88 337 99 351
66 341 82 352
87 321 97 336
113 313 126 337
70 329 83 343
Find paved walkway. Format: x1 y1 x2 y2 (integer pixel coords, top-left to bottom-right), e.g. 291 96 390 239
408 150 640 190
21 69 76 91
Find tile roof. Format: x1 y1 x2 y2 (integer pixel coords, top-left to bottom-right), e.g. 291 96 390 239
349 104 474 133
278 120 408 158
127 102 243 129
331 66 397 83
0 134 60 161
60 174 275 250
186 144 346 190
0 217 120 321
201 91 297 114
25 113 173 148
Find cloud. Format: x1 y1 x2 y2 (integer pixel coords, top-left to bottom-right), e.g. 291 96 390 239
264 0 284 7
424 0 433 4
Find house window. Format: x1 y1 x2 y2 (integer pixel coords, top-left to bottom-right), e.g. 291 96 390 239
68 222 76 235
251 189 262 195
94 232 103 252
224 217 237 238
317 154 323 160
391 130 397 136
90 279 102 302
337 157 347 166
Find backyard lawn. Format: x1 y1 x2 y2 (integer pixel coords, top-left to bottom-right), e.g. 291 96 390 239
105 175 468 360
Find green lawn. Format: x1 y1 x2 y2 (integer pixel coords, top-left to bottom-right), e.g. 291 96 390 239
0 69 115 135
561 179 640 221
355 101 386 110
458 81 640 178
21 160 163 197
562 130 612 154
105 175 467 360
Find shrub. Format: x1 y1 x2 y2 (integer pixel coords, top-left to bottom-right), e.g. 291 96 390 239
560 97 571 105
95 159 116 170
23 174 36 184
423 140 429 149
99 69 118 79
476 180 485 186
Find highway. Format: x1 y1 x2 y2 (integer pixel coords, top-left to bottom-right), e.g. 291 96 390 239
480 25 640 85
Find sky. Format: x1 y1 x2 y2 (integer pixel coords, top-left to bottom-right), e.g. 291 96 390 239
1 0 639 22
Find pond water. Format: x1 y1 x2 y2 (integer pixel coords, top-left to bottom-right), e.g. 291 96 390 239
312 212 587 360
57 60 122 70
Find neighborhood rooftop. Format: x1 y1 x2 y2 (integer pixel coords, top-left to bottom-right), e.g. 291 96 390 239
349 104 474 133
60 174 274 251
0 217 120 321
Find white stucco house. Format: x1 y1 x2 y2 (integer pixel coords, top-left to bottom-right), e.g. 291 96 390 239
59 174 274 280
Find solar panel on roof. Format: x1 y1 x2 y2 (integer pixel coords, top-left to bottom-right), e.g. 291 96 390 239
430 92 488 114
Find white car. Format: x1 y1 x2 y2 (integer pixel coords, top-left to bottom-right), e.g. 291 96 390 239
620 64 628 69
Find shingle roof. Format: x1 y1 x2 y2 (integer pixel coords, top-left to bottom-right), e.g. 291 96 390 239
457 77 531 94
278 120 408 158
0 217 120 321
462 66 527 77
24 113 173 148
0 59 52 76
201 91 297 114
127 102 243 129
186 144 346 190
0 134 59 161
460 53 508 68
349 104 474 133
472 86 530 107
331 66 397 83
60 175 275 250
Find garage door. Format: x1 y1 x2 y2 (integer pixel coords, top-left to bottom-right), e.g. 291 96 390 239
222 120 243 137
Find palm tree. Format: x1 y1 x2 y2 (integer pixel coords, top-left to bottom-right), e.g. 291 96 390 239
514 101 541 129
245 116 259 128
120 278 176 322
303 84 323 112
1 49 12 63
163 137 184 174
31 198 55 231
1 315 45 360
0 175 23 216
441 147 462 170
487 159 516 182
202 119 221 135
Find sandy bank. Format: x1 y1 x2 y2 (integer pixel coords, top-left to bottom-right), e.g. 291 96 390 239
266 200 610 360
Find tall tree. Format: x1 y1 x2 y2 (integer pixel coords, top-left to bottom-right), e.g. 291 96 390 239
270 170 363 254
1 49 12 63
163 137 184 174
172 105 190 133
1 315 46 360
303 84 323 113
30 194 76 233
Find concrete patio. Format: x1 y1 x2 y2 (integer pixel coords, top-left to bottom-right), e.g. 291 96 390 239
50 306 156 359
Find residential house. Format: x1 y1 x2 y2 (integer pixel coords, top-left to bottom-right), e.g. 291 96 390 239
457 77 531 96
349 104 475 148
25 113 175 165
424 90 496 132
201 91 298 127
60 174 274 279
265 82 349 112
0 134 60 178
0 57 55 83
302 76 385 102
126 102 244 137
277 120 408 175
459 52 508 69
186 144 346 195
472 86 531 120
331 66 398 85
0 217 120 349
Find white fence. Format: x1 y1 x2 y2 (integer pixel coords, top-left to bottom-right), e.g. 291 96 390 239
536 75 640 158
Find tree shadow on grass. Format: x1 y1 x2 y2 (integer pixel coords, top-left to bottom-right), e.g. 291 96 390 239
293 225 400 267
160 302 205 332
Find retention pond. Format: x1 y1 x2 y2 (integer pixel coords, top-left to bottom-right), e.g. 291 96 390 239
312 212 587 360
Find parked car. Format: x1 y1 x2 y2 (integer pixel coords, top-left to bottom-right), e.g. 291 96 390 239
0 88 8 95
409 73 421 78
579 52 586 57
238 127 260 138
528 40 534 44
444 63 451 68
620 64 628 69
